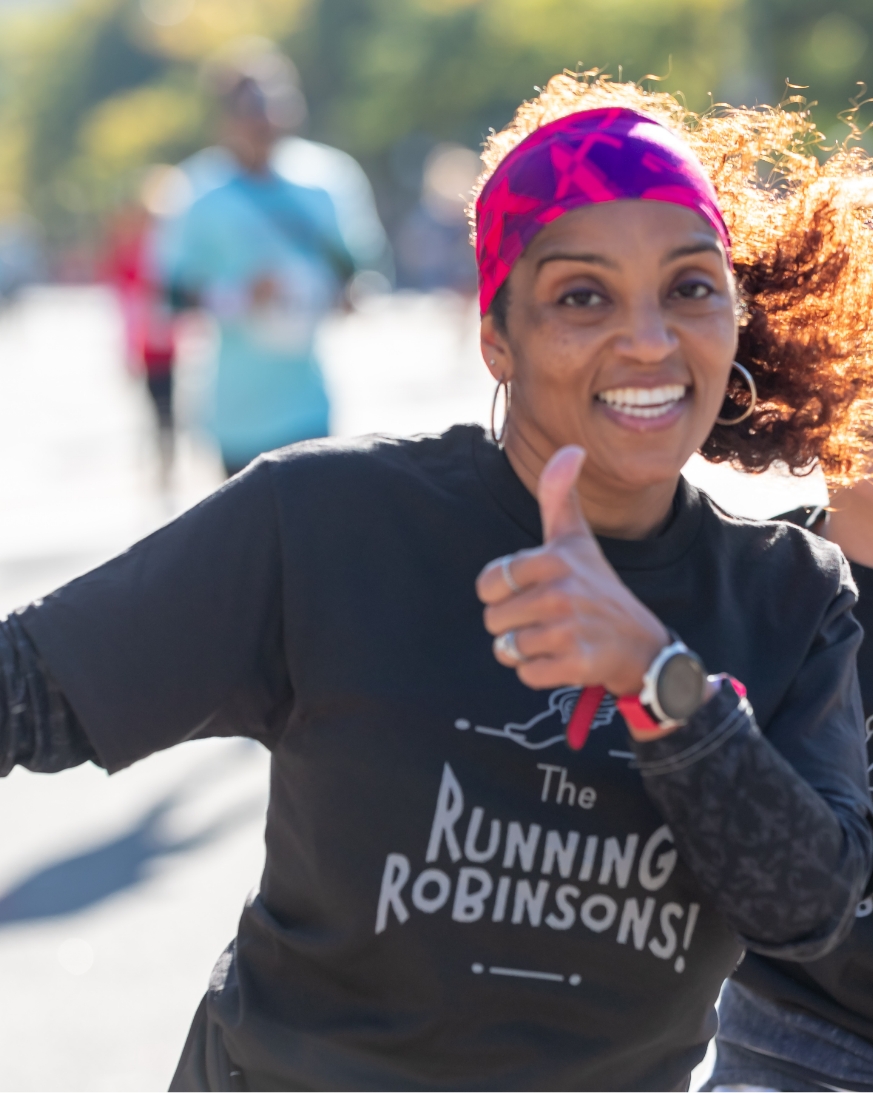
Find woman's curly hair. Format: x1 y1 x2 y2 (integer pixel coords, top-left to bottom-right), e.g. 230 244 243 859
472 71 873 485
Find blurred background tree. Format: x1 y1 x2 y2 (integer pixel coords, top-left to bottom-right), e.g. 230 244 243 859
0 0 870 267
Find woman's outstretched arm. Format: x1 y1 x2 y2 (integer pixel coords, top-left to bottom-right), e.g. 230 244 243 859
0 613 97 776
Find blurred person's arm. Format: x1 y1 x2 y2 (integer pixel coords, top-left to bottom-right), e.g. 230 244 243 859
823 481 873 759
160 198 219 314
163 192 313 317
271 137 393 282
826 480 873 567
302 188 357 299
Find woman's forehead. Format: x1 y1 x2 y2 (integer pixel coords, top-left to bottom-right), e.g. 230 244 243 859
524 201 723 263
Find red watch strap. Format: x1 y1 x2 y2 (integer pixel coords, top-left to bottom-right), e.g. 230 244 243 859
566 685 607 750
616 694 661 734
566 676 746 750
727 675 747 699
619 676 746 735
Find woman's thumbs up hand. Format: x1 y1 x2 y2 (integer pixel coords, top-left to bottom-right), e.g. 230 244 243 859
477 446 669 695
537 445 589 542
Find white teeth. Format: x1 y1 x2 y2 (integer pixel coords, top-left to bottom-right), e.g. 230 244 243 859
596 384 687 418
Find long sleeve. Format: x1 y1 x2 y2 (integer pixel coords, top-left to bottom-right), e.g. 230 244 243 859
633 597 873 960
0 613 97 776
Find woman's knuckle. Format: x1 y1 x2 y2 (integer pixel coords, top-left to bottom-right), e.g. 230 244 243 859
518 661 547 689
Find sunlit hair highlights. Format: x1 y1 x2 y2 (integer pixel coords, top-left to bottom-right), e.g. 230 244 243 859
472 70 873 485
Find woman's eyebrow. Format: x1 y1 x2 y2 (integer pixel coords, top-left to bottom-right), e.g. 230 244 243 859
536 252 617 270
662 241 722 263
535 240 720 271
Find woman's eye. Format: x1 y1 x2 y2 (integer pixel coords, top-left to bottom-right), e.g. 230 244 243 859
560 288 606 308
672 281 712 300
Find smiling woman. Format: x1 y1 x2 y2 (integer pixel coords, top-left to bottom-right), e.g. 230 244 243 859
476 74 873 490
1 71 873 1093
482 197 738 542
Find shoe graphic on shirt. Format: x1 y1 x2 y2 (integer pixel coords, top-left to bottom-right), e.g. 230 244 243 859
455 687 617 750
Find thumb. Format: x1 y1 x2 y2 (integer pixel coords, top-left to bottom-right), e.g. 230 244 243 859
538 445 590 543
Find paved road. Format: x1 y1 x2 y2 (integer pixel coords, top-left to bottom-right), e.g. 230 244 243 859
0 288 826 1091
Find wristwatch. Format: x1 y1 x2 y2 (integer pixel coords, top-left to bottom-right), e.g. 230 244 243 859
618 640 708 732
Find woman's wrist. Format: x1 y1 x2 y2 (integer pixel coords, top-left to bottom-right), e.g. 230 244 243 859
604 621 671 696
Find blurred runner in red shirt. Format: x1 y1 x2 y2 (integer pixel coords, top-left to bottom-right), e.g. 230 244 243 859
104 191 177 485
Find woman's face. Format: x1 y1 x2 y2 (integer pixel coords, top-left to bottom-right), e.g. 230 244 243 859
483 200 738 494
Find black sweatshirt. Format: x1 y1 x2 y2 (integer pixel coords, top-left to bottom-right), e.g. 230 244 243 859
1 425 871 1091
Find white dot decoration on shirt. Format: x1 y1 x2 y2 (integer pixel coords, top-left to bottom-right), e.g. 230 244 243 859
674 956 685 973
471 963 581 986
454 719 471 730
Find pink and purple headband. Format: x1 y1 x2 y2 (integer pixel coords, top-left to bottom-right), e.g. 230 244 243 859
475 106 731 315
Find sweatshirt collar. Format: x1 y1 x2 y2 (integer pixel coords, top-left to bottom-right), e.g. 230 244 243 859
471 425 704 571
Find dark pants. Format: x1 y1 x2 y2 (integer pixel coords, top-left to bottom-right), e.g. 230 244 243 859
704 1039 873 1092
146 371 173 434
707 980 873 1093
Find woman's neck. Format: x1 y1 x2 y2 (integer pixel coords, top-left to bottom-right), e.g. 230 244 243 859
502 420 679 540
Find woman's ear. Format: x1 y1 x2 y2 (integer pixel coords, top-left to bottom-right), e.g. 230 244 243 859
480 313 514 382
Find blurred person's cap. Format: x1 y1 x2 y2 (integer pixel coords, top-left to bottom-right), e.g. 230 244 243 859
422 144 481 226
202 37 307 133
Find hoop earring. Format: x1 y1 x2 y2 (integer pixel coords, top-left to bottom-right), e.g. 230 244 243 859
490 376 511 447
716 360 757 426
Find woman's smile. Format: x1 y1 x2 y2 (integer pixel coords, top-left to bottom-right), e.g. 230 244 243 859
595 383 691 430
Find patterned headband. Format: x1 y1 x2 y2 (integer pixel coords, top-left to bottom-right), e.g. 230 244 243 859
475 106 731 315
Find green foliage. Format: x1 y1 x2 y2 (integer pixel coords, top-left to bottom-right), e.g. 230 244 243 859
751 2 873 139
287 0 741 154
80 78 205 170
1 0 872 247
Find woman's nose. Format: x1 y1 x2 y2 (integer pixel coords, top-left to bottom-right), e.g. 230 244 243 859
614 300 678 363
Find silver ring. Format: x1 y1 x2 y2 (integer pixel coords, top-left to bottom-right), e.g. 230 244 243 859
494 630 524 663
500 555 521 594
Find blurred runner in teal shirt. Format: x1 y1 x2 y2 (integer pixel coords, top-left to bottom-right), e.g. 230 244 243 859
168 50 358 476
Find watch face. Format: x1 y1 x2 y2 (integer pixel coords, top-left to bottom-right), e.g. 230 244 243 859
657 652 706 721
